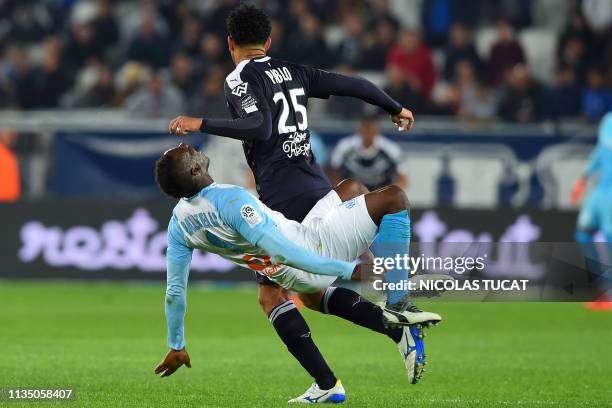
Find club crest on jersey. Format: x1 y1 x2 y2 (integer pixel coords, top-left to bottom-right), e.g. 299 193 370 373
232 82 248 97
240 204 263 227
282 131 311 158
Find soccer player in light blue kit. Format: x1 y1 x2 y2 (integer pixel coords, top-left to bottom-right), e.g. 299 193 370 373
571 112 612 310
152 144 441 402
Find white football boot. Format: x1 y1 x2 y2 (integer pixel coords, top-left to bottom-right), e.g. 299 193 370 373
288 380 346 404
396 324 427 384
382 297 442 327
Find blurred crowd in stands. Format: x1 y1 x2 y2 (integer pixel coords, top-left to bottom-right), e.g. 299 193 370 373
1 0 612 123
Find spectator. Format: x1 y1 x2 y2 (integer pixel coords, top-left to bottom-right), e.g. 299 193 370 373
558 35 589 85
421 0 454 47
113 62 152 107
268 19 291 60
126 12 172 68
383 65 424 114
497 64 545 123
2 45 37 109
331 114 407 191
545 66 581 119
31 37 72 108
387 30 437 99
365 0 400 32
486 20 526 87
91 0 119 54
170 53 197 98
0 129 20 202
4 2 52 45
336 13 367 69
187 66 228 118
456 60 497 123
197 34 228 73
443 23 482 81
176 16 202 57
284 0 312 38
581 67 612 122
361 19 397 71
67 64 116 108
287 13 333 68
64 23 99 71
124 72 184 117
206 0 240 36
557 12 594 68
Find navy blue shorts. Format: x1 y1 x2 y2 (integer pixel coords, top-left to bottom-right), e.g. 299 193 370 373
255 187 332 286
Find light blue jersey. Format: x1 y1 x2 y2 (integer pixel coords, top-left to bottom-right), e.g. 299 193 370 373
577 112 612 234
164 183 355 350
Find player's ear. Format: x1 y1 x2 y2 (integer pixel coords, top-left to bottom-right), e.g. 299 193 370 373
191 163 201 176
264 36 272 51
227 36 234 52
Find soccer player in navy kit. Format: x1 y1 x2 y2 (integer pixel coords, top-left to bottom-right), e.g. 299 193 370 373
166 4 427 401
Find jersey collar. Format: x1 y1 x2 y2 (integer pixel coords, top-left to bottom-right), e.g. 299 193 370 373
183 182 217 201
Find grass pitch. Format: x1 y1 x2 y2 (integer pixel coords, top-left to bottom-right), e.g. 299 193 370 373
1 281 611 407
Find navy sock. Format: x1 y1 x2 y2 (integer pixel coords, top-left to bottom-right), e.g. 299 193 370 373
269 301 337 390
321 287 403 343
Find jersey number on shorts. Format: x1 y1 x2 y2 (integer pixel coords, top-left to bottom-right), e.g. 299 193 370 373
273 88 307 134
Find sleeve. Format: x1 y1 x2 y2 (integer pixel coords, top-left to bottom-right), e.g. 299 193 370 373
165 215 193 350
302 67 402 115
220 187 356 280
585 146 602 177
199 69 273 141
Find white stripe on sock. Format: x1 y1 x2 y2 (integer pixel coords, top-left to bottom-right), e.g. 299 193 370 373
268 300 296 323
323 287 337 314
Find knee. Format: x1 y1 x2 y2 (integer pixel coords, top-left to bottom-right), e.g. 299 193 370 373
335 179 369 201
382 185 410 213
258 286 289 316
298 291 324 311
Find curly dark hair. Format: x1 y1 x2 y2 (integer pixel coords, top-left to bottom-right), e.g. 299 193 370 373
226 4 271 46
155 153 196 199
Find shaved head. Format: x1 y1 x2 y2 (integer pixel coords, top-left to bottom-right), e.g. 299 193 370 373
155 143 212 199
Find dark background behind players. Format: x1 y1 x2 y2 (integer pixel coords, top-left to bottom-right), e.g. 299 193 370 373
1 0 612 122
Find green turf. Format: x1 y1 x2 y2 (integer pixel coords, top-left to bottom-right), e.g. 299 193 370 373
1 282 611 407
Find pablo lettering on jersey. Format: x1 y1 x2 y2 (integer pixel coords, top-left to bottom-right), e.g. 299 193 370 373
264 67 292 84
181 212 221 235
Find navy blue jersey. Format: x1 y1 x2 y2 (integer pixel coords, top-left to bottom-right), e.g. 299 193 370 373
200 56 402 207
222 57 330 206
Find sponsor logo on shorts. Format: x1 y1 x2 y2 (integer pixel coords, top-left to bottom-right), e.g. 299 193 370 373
240 204 263 227
343 198 356 209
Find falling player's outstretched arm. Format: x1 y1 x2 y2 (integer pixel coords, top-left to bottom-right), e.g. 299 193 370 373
154 216 193 378
221 187 356 281
304 68 414 131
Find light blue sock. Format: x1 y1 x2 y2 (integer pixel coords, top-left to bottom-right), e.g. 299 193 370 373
371 210 410 305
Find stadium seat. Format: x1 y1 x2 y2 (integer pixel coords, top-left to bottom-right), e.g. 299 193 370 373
397 144 445 207
518 29 556 83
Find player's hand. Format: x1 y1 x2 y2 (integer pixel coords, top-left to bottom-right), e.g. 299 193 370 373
390 108 414 132
154 348 191 377
169 116 203 135
570 177 587 205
